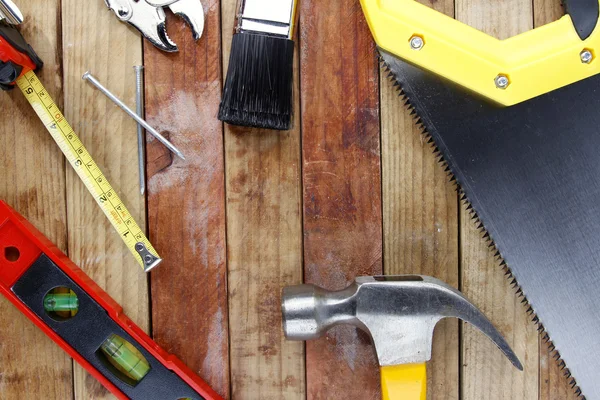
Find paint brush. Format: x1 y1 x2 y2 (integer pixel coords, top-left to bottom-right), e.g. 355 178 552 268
218 0 298 131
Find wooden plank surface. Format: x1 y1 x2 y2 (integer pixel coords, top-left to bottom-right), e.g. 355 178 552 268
380 0 459 396
455 1 540 399
0 2 72 398
300 0 383 398
221 0 305 398
61 1 148 398
0 1 583 399
144 2 230 397
460 218 540 400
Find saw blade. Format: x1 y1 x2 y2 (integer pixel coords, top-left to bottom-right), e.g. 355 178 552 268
379 48 600 399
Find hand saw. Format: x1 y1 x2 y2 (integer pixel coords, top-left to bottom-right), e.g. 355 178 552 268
0 200 223 400
359 0 600 398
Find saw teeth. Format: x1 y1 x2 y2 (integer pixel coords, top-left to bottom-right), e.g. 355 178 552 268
543 333 550 342
377 48 586 399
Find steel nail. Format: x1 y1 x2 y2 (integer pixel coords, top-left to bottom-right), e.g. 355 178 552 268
82 71 185 161
133 66 146 195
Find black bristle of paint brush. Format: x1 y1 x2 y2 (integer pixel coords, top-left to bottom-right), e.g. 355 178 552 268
218 32 295 131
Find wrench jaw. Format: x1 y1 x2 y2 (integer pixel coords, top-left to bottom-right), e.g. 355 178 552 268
106 0 207 53
140 0 204 46
127 5 178 52
166 0 205 41
139 19 178 52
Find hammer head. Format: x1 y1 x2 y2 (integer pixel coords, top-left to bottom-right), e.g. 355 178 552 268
282 275 523 369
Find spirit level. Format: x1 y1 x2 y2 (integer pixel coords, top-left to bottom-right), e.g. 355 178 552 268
0 200 222 400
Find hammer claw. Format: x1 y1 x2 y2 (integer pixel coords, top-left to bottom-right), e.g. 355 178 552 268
447 291 524 371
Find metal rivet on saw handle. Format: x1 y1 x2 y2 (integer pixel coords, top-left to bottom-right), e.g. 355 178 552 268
409 35 424 50
495 74 510 89
581 49 594 64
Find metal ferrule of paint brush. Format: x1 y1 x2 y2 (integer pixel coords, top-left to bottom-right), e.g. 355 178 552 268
235 0 297 39
0 0 24 25
218 0 298 131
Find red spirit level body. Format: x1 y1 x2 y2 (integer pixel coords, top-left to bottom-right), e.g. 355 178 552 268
0 200 222 400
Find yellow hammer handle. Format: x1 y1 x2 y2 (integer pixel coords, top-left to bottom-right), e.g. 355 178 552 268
380 363 427 400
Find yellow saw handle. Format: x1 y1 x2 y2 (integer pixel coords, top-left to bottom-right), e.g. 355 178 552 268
381 363 427 400
359 0 600 106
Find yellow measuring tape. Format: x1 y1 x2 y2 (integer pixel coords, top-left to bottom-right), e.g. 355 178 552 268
16 70 161 272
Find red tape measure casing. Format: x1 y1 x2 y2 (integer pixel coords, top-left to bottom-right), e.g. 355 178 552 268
0 22 42 89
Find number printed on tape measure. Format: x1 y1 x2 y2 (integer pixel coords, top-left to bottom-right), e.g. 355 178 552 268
16 71 160 271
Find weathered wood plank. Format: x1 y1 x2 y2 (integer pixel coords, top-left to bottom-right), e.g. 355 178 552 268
144 3 229 397
461 217 539 400
532 3 580 399
539 342 580 400
455 2 540 399
0 1 72 398
221 0 305 398
533 0 563 30
61 1 148 398
300 0 383 398
380 0 459 396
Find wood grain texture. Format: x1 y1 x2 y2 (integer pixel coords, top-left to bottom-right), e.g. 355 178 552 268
533 3 580 399
380 0 459 396
460 216 539 400
61 1 148 398
224 128 305 400
144 2 229 397
221 0 305 398
539 340 579 400
0 2 72 398
455 1 540 399
533 0 563 29
1 0 587 399
300 0 383 398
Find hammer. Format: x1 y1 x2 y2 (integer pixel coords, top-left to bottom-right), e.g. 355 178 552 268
281 275 523 400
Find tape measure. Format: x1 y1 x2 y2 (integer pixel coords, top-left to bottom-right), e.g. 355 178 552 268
16 70 161 272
